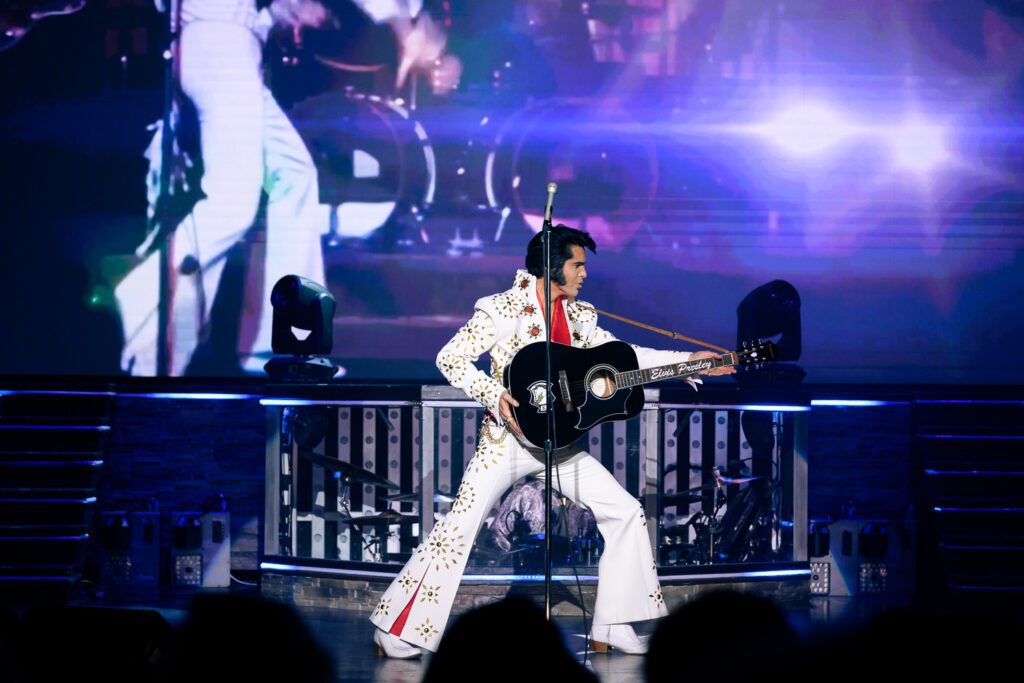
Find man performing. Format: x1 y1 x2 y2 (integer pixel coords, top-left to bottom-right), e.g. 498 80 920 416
117 0 458 375
370 225 734 658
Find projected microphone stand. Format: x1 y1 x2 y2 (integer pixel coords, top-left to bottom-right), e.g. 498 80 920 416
155 0 182 376
541 182 558 619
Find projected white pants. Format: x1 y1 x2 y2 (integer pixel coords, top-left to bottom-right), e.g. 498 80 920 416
118 21 326 375
368 427 667 652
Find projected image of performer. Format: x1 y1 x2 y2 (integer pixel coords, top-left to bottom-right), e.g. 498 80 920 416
369 224 734 658
117 0 458 375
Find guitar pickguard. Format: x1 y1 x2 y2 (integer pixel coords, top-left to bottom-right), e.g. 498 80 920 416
574 363 632 431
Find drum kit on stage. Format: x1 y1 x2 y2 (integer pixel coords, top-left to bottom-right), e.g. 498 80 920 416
659 464 779 566
299 448 453 562
301 444 778 566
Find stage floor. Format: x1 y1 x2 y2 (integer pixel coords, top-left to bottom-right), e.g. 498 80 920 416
68 588 911 683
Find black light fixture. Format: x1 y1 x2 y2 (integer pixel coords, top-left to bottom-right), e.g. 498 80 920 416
736 279 805 385
737 279 801 360
264 275 339 381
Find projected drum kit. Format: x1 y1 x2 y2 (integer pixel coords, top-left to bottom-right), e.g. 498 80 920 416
277 15 660 254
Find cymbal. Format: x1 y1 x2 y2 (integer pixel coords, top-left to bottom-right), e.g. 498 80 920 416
660 492 704 507
298 449 400 490
683 482 721 493
715 474 763 485
339 511 419 527
664 462 705 475
385 491 456 504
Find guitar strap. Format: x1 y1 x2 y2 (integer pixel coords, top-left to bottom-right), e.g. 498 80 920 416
576 305 730 354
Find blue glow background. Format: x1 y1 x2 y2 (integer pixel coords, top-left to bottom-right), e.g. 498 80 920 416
0 0 1021 383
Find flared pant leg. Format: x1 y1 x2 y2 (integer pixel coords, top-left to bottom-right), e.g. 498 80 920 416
546 452 668 625
369 432 667 650
369 429 542 651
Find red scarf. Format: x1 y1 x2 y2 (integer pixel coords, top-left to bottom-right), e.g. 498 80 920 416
538 289 571 345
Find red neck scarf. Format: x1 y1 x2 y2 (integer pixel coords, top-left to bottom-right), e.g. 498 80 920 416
538 289 571 346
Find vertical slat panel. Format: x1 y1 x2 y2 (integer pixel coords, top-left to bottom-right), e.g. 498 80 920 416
338 407 352 561
362 408 378 561
421 406 436 538
612 420 628 488
642 407 659 549
689 411 703 543
589 425 602 466
461 409 477 493
662 410 679 530
312 455 325 559
282 412 294 556
600 422 613 471
714 410 729 474
437 408 453 508
627 415 641 497
265 407 281 556
411 406 423 542
387 407 403 556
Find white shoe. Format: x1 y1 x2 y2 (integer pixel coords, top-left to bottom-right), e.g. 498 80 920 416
373 628 422 659
589 623 648 655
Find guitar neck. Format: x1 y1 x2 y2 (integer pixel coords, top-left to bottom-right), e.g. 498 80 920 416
615 352 738 389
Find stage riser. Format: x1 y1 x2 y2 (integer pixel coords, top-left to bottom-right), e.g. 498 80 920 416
261 572 809 616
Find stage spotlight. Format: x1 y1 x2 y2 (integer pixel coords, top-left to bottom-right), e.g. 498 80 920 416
759 103 858 157
887 119 948 174
264 275 339 382
736 280 804 386
737 280 801 361
271 275 335 355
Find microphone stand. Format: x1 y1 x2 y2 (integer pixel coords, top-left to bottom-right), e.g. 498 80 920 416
156 0 181 376
541 182 557 619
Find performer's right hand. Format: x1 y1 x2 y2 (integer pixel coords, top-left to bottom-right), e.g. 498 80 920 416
499 391 522 438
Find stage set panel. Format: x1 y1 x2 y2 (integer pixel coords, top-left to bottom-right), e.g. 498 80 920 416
262 385 809 581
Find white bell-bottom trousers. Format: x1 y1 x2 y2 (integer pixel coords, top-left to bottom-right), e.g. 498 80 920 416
369 427 667 651
117 20 326 375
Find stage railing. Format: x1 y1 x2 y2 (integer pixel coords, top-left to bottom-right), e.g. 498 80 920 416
262 384 809 573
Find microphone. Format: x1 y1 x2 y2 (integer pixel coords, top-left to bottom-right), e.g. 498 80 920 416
543 182 558 224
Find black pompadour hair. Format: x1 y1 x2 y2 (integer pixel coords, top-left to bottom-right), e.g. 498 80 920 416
524 225 597 285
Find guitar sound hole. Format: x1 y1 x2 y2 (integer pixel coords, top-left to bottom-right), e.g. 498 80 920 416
588 369 617 398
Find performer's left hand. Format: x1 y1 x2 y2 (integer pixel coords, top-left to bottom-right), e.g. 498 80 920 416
690 350 736 376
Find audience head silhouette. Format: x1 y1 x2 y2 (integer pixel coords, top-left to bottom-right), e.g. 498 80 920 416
423 597 597 683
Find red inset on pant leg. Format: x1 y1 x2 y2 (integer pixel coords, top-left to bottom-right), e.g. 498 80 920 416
389 577 425 636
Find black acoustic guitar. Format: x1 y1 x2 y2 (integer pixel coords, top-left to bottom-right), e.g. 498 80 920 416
503 340 776 449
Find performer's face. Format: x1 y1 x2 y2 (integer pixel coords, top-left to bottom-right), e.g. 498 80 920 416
553 245 588 300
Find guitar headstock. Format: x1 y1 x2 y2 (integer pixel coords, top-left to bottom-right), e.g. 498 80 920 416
737 339 777 365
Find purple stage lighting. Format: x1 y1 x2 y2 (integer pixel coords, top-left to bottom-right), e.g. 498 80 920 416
759 103 858 157
887 118 948 174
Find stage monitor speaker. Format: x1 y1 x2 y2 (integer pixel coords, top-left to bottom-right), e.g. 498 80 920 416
171 511 203 589
171 511 231 588
201 511 230 588
98 511 160 598
817 518 915 596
